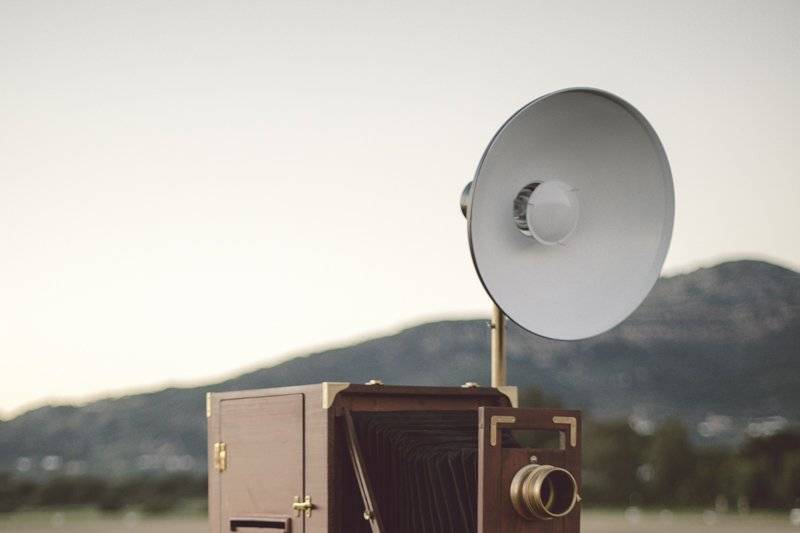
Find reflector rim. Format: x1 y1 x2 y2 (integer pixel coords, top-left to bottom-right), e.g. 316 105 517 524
466 87 674 340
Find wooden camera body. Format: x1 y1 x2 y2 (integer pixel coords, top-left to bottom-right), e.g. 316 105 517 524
207 383 581 533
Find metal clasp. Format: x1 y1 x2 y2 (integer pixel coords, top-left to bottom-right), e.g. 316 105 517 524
293 495 313 518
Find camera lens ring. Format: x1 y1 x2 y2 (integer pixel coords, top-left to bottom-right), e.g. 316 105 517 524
510 463 579 521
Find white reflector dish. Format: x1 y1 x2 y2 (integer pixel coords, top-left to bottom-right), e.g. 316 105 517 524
466 88 674 340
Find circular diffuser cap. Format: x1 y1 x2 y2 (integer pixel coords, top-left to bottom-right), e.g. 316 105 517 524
467 88 674 340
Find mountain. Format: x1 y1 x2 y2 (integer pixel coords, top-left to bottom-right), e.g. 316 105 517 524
0 260 797 477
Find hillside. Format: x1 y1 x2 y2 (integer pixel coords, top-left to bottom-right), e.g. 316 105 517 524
0 260 797 476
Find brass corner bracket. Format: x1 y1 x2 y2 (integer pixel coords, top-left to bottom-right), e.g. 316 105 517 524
322 382 350 409
490 415 516 446
495 385 519 407
553 416 578 447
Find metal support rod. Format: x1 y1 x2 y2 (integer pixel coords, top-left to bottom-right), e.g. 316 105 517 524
490 304 507 387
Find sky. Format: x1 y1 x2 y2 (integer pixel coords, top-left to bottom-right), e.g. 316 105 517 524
1 0 798 417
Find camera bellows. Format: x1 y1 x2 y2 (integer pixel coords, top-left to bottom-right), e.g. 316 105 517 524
348 410 515 533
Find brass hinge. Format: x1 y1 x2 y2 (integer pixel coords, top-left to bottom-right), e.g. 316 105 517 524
292 495 313 518
213 442 227 472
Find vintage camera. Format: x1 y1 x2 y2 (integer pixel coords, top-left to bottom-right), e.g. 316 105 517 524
205 87 676 532
207 382 581 533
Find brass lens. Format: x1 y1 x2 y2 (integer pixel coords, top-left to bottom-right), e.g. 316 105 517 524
510 464 578 520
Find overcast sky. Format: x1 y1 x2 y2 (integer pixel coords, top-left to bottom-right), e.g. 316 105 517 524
1 0 798 416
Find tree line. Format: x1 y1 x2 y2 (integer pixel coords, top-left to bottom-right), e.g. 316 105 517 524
581 419 800 510
519 387 800 511
0 389 798 514
0 473 206 514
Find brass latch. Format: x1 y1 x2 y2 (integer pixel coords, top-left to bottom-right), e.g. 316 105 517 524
213 442 227 472
292 495 313 518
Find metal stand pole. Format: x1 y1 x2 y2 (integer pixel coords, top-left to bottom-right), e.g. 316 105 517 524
490 304 507 387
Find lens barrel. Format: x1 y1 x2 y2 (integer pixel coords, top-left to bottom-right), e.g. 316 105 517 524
509 463 579 520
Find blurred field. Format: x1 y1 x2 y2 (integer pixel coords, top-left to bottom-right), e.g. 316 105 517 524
1 509 799 532
584 509 800 532
0 510 205 532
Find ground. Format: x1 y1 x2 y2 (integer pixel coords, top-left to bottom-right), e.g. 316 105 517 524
1 509 798 532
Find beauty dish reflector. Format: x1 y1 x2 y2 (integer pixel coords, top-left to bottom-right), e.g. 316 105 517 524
466 88 674 340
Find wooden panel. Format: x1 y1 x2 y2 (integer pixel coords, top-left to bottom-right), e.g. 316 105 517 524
220 394 305 532
209 385 328 533
478 407 581 533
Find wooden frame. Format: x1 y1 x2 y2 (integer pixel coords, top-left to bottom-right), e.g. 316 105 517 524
478 407 581 533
